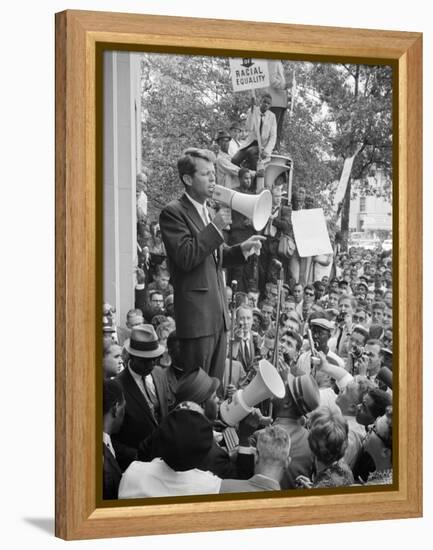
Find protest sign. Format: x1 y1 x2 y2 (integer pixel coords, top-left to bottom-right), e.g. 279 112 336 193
292 208 333 257
229 58 269 92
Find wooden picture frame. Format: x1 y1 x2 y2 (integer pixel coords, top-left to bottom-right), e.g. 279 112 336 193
55 9 422 540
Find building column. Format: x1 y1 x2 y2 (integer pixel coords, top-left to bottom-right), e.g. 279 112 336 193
103 51 141 327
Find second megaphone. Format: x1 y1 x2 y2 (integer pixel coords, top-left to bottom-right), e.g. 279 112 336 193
212 184 272 231
219 359 286 427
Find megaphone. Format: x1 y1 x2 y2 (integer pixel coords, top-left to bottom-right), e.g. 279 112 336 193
220 359 286 426
264 154 293 190
212 185 272 231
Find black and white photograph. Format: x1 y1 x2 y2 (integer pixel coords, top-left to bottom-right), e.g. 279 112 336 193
102 51 394 501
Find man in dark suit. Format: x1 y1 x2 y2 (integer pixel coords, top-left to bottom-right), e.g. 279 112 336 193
227 168 258 292
159 148 266 382
231 304 261 373
112 325 170 470
103 379 125 499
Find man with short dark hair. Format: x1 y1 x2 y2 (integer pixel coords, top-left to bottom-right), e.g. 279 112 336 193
372 301 386 325
329 294 358 358
159 148 265 382
356 387 392 427
292 283 303 305
146 267 173 300
231 305 260 373
259 299 275 331
364 339 383 379
103 342 124 379
103 379 126 499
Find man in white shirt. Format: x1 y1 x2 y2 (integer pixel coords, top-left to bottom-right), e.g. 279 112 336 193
228 122 243 157
215 130 242 190
232 93 277 171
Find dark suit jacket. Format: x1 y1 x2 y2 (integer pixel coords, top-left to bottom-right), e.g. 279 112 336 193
112 366 169 469
103 444 122 499
231 332 260 372
220 474 280 493
159 193 245 339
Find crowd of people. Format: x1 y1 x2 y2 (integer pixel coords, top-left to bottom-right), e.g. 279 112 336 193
102 91 393 501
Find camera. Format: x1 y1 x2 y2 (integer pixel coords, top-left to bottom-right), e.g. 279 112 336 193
350 344 364 360
336 311 346 324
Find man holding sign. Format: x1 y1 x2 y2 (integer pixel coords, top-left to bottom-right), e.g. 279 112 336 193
232 93 277 171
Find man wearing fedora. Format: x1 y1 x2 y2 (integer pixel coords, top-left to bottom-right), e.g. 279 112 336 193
112 325 170 470
159 148 266 383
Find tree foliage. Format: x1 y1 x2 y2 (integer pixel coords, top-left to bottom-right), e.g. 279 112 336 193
309 62 393 195
140 54 392 221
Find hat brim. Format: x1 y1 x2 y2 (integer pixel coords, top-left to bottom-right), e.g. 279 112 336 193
123 339 165 359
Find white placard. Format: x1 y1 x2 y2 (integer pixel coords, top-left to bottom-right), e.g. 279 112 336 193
292 208 333 257
229 58 270 92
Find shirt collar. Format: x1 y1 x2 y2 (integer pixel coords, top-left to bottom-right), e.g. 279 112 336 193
185 191 207 214
103 432 116 457
128 364 145 386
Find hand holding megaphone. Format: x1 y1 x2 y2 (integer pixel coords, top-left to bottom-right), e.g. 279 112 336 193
212 208 232 231
220 359 285 427
212 184 272 231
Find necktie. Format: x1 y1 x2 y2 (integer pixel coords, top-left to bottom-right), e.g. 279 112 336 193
142 376 156 418
243 339 251 366
202 205 210 225
203 205 218 263
259 114 264 135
